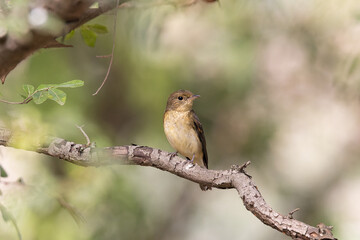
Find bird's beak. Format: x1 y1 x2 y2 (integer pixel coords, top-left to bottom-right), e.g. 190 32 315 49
190 95 200 100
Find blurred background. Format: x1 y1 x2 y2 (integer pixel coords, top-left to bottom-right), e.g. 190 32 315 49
1 0 360 239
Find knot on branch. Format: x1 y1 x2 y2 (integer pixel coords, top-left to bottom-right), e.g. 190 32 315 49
307 223 337 240
47 138 91 165
231 161 251 178
131 146 154 166
287 208 300 219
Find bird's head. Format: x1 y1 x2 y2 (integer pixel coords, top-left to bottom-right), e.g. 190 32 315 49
166 89 200 112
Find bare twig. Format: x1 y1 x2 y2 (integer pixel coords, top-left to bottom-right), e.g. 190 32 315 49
0 95 33 105
93 0 119 96
57 196 86 225
0 87 52 105
0 128 337 240
76 125 91 146
96 54 112 58
117 0 217 9
288 208 300 219
0 175 84 225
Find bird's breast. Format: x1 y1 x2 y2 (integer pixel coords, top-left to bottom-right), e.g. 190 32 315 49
163 110 202 163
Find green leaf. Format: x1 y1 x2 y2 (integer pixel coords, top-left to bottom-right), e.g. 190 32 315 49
36 84 57 91
0 165 8 178
0 203 22 240
56 80 84 88
88 24 108 34
48 89 66 105
80 26 97 47
22 85 34 96
33 91 49 104
64 30 75 41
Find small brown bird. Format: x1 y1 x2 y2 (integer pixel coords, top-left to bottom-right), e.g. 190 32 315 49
164 90 209 190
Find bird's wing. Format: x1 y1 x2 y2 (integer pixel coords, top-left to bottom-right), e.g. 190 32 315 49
190 110 208 169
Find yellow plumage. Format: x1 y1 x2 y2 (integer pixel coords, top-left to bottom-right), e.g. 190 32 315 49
164 110 205 167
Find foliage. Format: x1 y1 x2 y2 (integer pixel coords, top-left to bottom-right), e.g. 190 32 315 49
65 24 108 47
22 80 84 105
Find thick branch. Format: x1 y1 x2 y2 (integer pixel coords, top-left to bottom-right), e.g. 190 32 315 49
0 0 128 84
0 128 336 240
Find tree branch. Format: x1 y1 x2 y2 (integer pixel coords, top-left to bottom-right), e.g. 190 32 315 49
0 128 337 240
0 0 128 84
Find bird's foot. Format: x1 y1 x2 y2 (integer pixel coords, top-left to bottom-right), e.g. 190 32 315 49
186 154 196 164
190 154 195 163
185 155 196 169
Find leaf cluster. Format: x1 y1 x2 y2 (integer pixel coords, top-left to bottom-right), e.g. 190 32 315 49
22 80 84 105
65 24 108 47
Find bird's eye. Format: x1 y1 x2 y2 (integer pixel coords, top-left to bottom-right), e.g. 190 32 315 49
178 96 183 100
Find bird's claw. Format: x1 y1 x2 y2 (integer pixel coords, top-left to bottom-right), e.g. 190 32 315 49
190 154 195 163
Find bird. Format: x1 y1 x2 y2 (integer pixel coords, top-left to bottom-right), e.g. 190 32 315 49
163 89 209 190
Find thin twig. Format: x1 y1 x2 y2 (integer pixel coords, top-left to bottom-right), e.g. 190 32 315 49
288 208 300 219
0 88 48 105
76 125 91 146
57 196 86 225
0 175 84 225
92 0 119 96
117 0 213 9
0 98 27 104
96 54 112 58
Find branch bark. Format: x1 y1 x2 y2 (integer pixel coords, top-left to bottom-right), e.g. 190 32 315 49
0 0 127 84
0 128 337 240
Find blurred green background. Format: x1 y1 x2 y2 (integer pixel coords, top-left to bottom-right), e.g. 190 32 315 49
1 0 360 239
